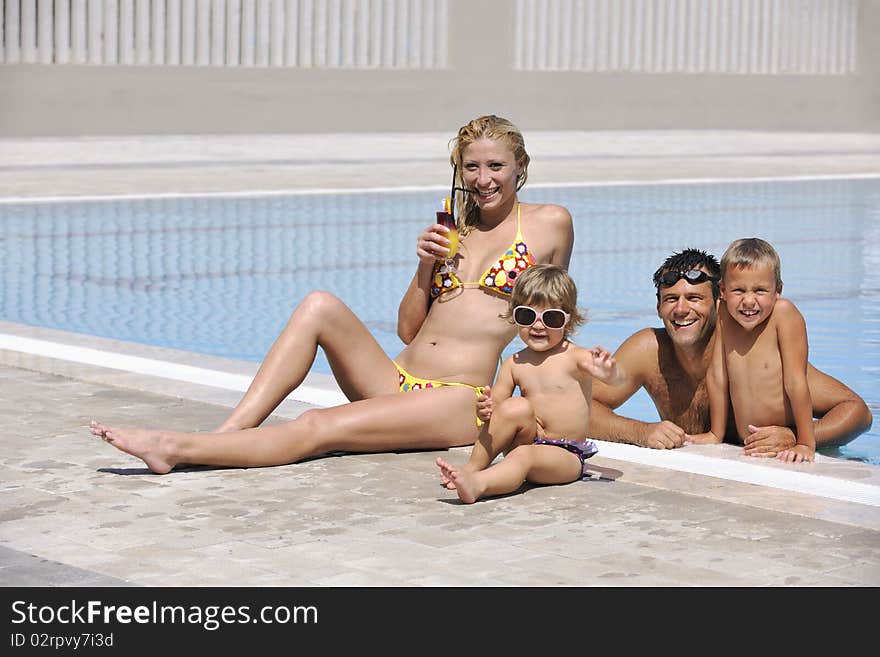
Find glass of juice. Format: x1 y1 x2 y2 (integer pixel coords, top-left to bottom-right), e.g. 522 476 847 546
437 197 459 258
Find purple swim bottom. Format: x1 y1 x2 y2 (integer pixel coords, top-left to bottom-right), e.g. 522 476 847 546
533 437 599 480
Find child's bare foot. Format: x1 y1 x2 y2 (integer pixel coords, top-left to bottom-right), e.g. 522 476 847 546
435 457 481 504
89 420 178 474
436 456 458 489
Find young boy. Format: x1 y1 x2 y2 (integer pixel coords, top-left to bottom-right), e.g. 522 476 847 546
689 238 816 462
436 264 624 503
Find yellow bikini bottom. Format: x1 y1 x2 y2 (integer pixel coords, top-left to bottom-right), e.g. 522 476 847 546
393 361 486 427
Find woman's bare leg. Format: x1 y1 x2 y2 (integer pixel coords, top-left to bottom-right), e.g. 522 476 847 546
439 444 582 504
217 291 399 432
92 386 481 473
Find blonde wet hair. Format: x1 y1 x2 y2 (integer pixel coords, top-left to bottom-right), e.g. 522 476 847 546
449 114 530 237
720 237 783 290
501 264 587 338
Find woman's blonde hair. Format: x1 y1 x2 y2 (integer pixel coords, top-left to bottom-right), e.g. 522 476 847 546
448 115 530 237
501 264 587 338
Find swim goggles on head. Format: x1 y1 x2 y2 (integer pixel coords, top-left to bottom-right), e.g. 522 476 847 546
513 306 570 329
655 269 719 287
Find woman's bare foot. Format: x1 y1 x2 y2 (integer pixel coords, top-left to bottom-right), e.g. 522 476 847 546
89 420 178 474
435 457 482 504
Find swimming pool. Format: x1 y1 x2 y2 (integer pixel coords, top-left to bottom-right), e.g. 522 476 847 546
1 177 877 463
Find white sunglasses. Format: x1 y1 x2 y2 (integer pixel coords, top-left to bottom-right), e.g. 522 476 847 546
512 306 570 329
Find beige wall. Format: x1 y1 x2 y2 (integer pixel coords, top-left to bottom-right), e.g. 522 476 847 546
1 0 877 137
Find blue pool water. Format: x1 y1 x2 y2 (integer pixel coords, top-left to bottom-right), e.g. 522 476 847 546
1 178 878 463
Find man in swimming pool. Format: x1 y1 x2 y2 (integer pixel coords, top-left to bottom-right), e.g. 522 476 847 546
588 248 873 455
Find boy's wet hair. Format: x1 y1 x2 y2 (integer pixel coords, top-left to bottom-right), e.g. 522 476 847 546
720 238 783 290
502 264 586 337
653 248 722 300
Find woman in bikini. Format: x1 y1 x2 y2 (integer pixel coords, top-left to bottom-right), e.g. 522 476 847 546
90 115 575 473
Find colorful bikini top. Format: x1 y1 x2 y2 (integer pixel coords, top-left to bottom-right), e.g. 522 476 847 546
430 203 536 299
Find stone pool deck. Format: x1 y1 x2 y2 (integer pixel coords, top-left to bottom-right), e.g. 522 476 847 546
0 130 878 586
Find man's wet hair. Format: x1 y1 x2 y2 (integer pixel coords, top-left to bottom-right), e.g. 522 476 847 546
653 248 722 300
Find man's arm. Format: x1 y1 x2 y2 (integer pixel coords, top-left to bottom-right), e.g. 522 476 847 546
590 329 687 449
687 312 726 445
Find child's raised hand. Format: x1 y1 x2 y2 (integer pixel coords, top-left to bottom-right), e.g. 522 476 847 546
581 346 622 384
476 385 493 422
777 444 815 463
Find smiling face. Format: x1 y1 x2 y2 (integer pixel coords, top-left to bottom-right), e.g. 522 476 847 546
656 271 717 349
516 303 569 353
460 138 522 212
720 263 781 330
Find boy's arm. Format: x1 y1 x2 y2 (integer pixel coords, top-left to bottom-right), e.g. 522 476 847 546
590 330 688 449
776 301 816 462
688 314 727 444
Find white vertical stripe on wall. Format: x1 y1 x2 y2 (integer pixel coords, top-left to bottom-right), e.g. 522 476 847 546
630 0 642 71
825 0 838 73
196 0 210 66
119 0 134 64
255 0 270 67
240 0 257 66
536 0 548 70
167 0 181 65
515 0 526 71
368 0 380 67
547 2 563 71
48 0 62 64
213 0 228 66
355 0 367 66
152 0 165 64
327 0 339 67
180 0 196 66
750 0 761 74
103 0 117 64
409 0 421 68
609 0 622 72
88 0 102 64
134 0 148 65
312 0 325 67
394 0 409 68
436 0 446 67
847 0 856 73
298 0 311 67
380 0 391 67
240 0 254 66
283 0 297 65
0 0 5 64
4 0 19 62
71 0 86 62
270 0 284 66
424 0 435 68
21 0 35 63
395 0 406 68
36 0 52 64
341 0 354 66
